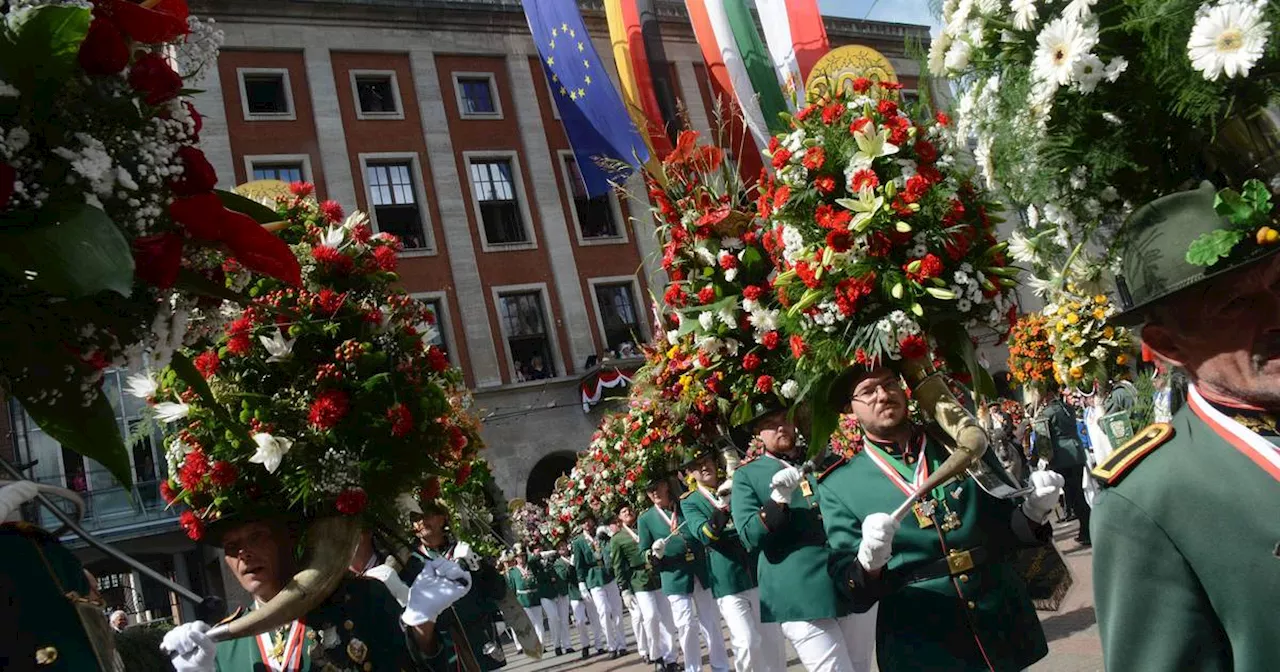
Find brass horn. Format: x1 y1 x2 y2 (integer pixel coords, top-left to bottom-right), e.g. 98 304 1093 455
207 515 361 641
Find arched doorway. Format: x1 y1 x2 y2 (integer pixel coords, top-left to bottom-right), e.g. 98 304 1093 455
525 451 575 504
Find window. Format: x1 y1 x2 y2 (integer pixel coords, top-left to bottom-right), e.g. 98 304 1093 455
594 282 642 354
563 156 619 239
422 298 450 356
239 70 293 118
901 90 921 107
366 161 428 250
499 291 555 381
351 71 403 119
251 162 304 183
454 73 501 118
470 159 527 245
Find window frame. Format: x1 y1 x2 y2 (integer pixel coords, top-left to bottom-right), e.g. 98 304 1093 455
587 275 648 355
236 67 296 121
555 150 628 246
452 71 504 120
491 283 564 384
243 153 313 185
357 152 436 256
349 69 405 121
463 151 538 252
410 291 460 369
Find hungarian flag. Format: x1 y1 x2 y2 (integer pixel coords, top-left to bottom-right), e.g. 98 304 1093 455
756 0 829 107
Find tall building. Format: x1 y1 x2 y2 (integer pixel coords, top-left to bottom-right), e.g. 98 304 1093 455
5 0 931 618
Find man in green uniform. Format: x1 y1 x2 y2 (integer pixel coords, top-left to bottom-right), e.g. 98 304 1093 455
161 514 471 671
410 501 508 669
569 514 614 658
817 365 1061 671
679 445 786 672
612 503 678 671
1093 183 1280 671
503 551 547 655
639 473 730 672
1034 389 1091 544
555 543 595 659
530 549 569 655
730 405 875 671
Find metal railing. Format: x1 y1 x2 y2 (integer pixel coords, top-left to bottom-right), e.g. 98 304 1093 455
28 475 178 537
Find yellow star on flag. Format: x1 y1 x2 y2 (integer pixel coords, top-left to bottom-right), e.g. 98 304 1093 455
546 56 554 66
559 86 568 96
577 87 585 98
551 27 557 37
578 42 584 52
570 90 579 101
561 22 568 32
549 39 555 49
584 75 592 85
583 59 590 69
569 28 576 38
551 73 558 82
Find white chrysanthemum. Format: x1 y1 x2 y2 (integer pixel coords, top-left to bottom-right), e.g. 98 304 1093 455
1063 0 1097 22
1011 0 1039 31
1008 230 1040 264
945 39 974 72
698 311 715 331
1032 16 1099 86
1104 56 1129 81
1026 205 1041 229
154 402 190 423
977 0 1003 14
928 30 953 75
780 380 800 399
125 371 158 399
1072 54 1105 92
1187 0 1271 80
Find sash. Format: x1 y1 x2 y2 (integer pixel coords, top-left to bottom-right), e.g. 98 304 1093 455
255 619 306 672
654 505 679 533
696 483 727 510
622 525 640 543
1188 385 1280 482
863 436 929 496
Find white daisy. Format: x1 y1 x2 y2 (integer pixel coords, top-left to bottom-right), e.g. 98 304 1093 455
1187 0 1271 80
1072 54 1106 92
928 30 954 75
945 39 974 72
1011 0 1039 31
1063 0 1098 22
1032 16 1099 87
1103 56 1129 81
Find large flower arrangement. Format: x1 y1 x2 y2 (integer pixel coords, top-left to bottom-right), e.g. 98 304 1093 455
759 80 1018 391
151 186 467 539
509 501 550 551
0 0 299 486
1042 290 1134 392
934 0 1280 281
1007 313 1056 392
434 456 505 558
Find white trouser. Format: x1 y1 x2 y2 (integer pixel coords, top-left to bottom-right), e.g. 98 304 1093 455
538 598 563 649
604 581 627 649
590 584 622 652
555 596 573 649
718 588 786 672
522 605 545 649
625 591 649 656
668 585 731 672
779 606 878 672
570 597 598 651
637 589 677 664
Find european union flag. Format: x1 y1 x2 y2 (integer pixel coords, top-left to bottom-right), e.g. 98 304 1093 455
523 0 650 197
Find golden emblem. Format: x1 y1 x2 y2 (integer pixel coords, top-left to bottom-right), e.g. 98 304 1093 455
805 45 900 103
35 646 58 666
346 637 369 664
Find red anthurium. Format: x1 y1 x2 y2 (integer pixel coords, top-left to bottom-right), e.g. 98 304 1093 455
128 51 182 105
98 0 191 44
78 17 130 75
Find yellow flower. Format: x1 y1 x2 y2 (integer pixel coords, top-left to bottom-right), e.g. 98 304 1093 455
1092 307 1107 321
1094 294 1108 305
1103 326 1115 339
1069 366 1084 379
1066 313 1080 325
1116 353 1129 366
1056 321 1066 333
678 374 692 389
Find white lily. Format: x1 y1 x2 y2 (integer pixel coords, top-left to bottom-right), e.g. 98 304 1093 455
125 371 158 399
154 402 190 423
259 329 296 363
249 432 294 474
851 126 899 170
322 225 346 248
838 187 885 232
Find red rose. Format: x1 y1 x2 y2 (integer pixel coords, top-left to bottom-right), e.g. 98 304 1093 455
98 0 190 43
184 101 203 136
170 147 218 196
426 345 449 372
209 461 238 488
802 146 825 171
290 181 314 197
789 335 807 358
755 375 774 394
698 286 716 304
311 245 353 274
420 477 441 502
335 488 368 515
193 350 220 378
914 140 938 164
455 463 473 486
852 77 872 93
742 353 761 371
899 334 928 359
814 175 836 195
179 510 204 541
128 51 182 105
132 233 184 288
78 17 129 75
761 331 780 350
373 245 398 272
308 388 350 430
387 403 414 438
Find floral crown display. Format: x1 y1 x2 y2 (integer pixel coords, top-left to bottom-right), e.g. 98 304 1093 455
429 456 505 558
1041 289 1134 393
509 500 550 552
935 0 1279 285
545 410 648 544
1007 313 1056 393
150 185 476 540
0 0 299 488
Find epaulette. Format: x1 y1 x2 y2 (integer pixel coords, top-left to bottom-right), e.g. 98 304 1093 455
679 490 694 500
217 606 244 626
737 454 760 467
817 454 849 482
1092 423 1174 485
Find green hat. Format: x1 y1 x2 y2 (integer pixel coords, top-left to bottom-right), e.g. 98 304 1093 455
675 442 718 470
1113 181 1280 327
728 398 789 450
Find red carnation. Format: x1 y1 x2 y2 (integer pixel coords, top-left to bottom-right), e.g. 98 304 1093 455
742 353 761 371
743 285 764 301
773 185 791 209
755 375 774 394
455 462 473 486
877 99 899 117
373 245 398 272
814 175 836 195
335 488 368 515
319 200 344 223
852 77 872 93
698 286 716 304
821 103 844 125
849 168 879 193
209 461 238 489
935 111 951 126
128 51 182 105
387 403 414 438
849 117 872 135
170 147 218 196
308 389 350 430
771 147 792 169
761 331 780 350
193 350 220 378
899 334 928 359
78 17 129 75
905 253 944 282
789 335 807 358
719 252 738 270
179 510 204 541
802 146 825 171
795 261 820 289
426 345 449 372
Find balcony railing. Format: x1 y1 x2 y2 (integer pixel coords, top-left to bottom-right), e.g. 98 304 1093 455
28 476 178 539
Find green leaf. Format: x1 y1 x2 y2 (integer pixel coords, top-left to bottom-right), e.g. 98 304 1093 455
1213 188 1254 226
3 6 90 100
1241 179 1272 213
807 373 839 460
216 189 283 225
16 384 133 489
0 203 134 297
1185 229 1246 267
170 352 252 444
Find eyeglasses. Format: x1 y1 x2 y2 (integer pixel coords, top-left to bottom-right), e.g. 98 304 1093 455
851 378 902 404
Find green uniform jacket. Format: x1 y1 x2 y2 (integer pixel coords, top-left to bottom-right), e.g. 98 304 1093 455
818 434 1049 672
610 528 660 593
529 556 561 601
600 538 616 583
730 454 847 623
419 544 508 671
680 489 756 599
638 503 710 596
1092 404 1280 672
554 558 582 600
570 535 608 589
213 576 450 671
505 566 540 609
0 522 103 671
1035 399 1087 467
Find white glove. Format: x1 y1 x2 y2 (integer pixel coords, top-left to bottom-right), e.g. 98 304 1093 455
769 466 802 505
716 479 734 498
578 582 589 597
403 558 473 626
1021 470 1066 524
0 480 39 522
649 537 668 558
857 513 899 572
622 590 635 610
160 621 215 672
595 525 612 540
452 541 481 571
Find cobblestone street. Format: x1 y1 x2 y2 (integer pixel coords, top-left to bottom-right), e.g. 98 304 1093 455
496 521 1102 672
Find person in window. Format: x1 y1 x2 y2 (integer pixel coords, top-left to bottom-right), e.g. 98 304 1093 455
526 356 551 381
